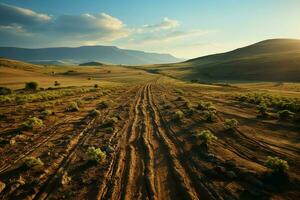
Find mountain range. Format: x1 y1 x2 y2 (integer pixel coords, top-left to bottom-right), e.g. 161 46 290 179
0 46 182 65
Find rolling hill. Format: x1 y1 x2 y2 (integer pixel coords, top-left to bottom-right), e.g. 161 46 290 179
0 46 182 65
143 39 300 82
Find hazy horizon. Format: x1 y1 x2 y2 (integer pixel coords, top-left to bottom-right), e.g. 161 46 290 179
0 0 299 58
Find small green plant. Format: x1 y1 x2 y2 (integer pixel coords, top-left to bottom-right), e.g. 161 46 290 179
194 130 218 143
98 101 109 109
277 110 295 120
0 87 12 95
174 88 184 95
86 147 106 163
94 84 99 88
173 110 184 121
257 102 268 117
54 81 60 86
203 110 217 122
24 156 44 169
41 109 53 116
22 117 43 129
193 130 217 152
25 82 38 91
265 156 289 174
224 118 238 130
66 102 79 112
90 109 100 116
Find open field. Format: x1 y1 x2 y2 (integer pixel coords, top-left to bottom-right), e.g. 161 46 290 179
0 60 300 200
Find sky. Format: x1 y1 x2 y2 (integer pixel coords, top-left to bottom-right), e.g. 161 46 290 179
0 0 299 59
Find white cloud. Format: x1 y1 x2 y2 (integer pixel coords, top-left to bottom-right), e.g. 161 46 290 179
143 17 179 31
0 3 51 26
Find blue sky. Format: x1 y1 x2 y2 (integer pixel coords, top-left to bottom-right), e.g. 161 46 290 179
0 0 299 58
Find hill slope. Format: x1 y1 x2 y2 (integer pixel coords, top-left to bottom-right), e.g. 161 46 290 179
146 39 300 82
0 46 182 65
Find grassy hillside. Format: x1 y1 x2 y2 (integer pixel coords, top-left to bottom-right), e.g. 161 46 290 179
140 39 300 82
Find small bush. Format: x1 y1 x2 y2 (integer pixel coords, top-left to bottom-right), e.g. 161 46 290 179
265 156 289 173
277 110 295 120
94 84 99 88
25 82 38 91
66 102 79 112
22 117 43 129
193 130 217 152
0 87 12 95
203 110 217 122
174 88 184 95
86 147 106 163
41 109 53 116
173 110 184 121
24 156 44 169
224 118 238 130
90 109 100 116
16 96 28 105
257 102 268 117
98 101 109 109
54 81 60 86
194 130 218 144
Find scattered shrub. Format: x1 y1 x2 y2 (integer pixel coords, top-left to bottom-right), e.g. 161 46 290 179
225 118 238 130
88 77 92 80
90 109 100 116
86 147 106 163
173 110 184 121
257 102 268 117
174 88 184 95
94 84 99 88
16 96 28 105
98 101 109 109
277 110 295 120
24 156 44 169
66 102 79 112
0 87 12 95
54 81 60 86
22 117 43 129
41 109 53 116
194 130 218 143
203 110 217 122
25 82 38 91
193 130 217 152
265 156 289 174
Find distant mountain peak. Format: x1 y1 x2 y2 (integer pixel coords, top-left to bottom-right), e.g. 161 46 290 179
0 45 183 65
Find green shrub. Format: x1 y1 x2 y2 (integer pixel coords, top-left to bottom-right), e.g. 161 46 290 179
54 81 60 86
22 117 43 129
257 102 268 116
24 156 44 169
173 110 184 121
225 118 238 130
94 84 99 88
25 82 38 91
193 130 217 152
265 156 289 173
203 110 217 122
0 87 12 95
193 130 218 144
90 109 100 116
16 96 28 105
174 88 184 94
41 109 53 116
86 147 106 163
98 101 109 109
277 110 295 120
66 102 79 112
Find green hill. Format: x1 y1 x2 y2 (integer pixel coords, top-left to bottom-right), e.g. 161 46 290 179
145 39 300 82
